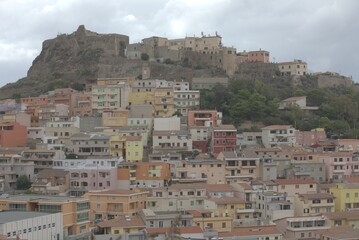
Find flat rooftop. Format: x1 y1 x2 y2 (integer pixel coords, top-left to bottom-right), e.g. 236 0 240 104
0 211 54 223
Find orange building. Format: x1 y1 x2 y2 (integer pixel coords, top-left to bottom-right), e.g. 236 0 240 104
83 189 149 222
0 122 27 147
71 91 92 116
20 96 49 107
117 162 171 189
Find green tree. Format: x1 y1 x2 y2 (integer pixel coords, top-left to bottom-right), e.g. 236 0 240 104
141 53 149 61
16 175 31 190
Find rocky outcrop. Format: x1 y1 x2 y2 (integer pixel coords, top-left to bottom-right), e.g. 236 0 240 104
0 25 225 99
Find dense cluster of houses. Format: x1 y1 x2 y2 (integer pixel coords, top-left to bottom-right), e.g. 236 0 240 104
0 76 359 240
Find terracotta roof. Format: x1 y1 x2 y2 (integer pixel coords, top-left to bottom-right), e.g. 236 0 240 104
37 169 68 179
202 184 235 192
343 177 359 183
97 216 145 228
219 226 281 237
238 182 252 190
88 189 147 195
277 178 317 185
261 125 293 130
219 151 238 158
325 210 359 220
146 226 203 234
125 136 142 141
188 209 213 218
298 193 335 200
316 226 359 239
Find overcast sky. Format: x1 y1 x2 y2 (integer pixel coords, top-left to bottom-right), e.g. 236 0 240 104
0 0 358 88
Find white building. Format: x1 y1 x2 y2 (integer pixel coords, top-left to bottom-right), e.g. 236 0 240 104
174 90 200 116
154 117 181 131
0 211 63 240
261 125 296 148
152 130 192 153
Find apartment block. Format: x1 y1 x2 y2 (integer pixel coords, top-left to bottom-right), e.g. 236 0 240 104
318 152 353 182
257 191 294 221
188 110 222 127
173 90 200 116
173 159 225 184
32 169 69 195
152 130 192 153
153 88 174 117
21 149 65 174
217 151 260 183
212 125 237 155
0 122 27 147
330 179 359 211
277 178 318 202
294 193 335 216
117 162 171 189
0 195 91 240
261 125 296 148
146 184 206 211
71 91 92 116
84 189 149 221
125 136 143 162
70 133 110 157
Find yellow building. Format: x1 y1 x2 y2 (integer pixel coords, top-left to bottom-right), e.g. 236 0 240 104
330 181 359 211
128 92 154 105
83 189 149 222
125 136 143 162
97 215 145 234
109 135 125 157
0 195 91 239
189 210 232 233
153 88 174 117
102 109 128 127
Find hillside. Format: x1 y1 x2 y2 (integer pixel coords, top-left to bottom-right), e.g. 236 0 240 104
0 25 226 99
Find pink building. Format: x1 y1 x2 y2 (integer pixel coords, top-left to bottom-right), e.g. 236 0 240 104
71 91 92 116
211 124 237 155
68 167 118 196
318 152 353 182
246 50 270 63
337 139 359 152
0 122 27 147
295 129 327 147
188 110 222 127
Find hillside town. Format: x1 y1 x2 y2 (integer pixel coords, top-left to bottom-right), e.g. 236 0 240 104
0 31 358 240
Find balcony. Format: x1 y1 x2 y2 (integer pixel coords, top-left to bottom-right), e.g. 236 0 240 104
332 161 346 165
241 165 257 169
332 169 346 173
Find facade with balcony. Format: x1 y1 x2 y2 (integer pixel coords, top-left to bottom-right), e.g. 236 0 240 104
84 189 149 222
217 151 260 183
294 193 335 216
152 130 192 153
173 159 225 184
212 125 237 155
70 133 111 157
117 162 171 189
257 191 294 221
261 125 296 148
146 184 206 212
318 152 353 182
174 90 200 116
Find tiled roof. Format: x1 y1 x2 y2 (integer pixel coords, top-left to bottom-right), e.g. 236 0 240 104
298 193 335 200
277 178 317 185
213 124 236 131
219 226 281 237
88 189 147 195
325 210 359 220
146 226 203 234
125 136 142 141
343 177 359 183
97 216 145 228
37 169 68 179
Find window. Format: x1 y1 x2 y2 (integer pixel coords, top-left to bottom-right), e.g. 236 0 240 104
169 201 173 207
222 222 226 228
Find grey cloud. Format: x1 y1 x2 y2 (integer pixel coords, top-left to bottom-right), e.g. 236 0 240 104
0 0 358 87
